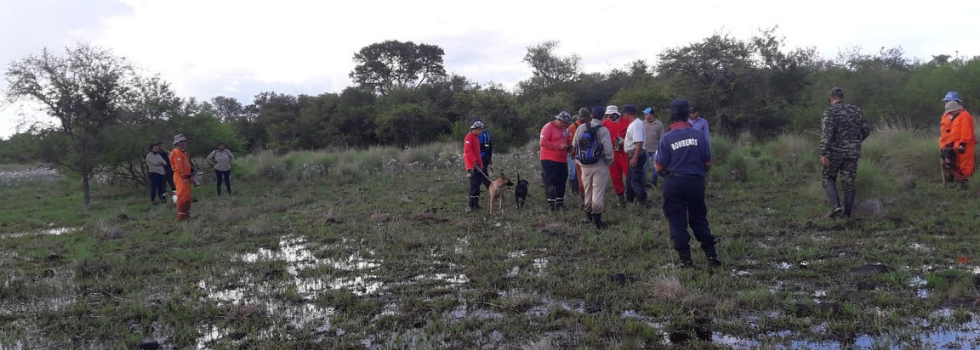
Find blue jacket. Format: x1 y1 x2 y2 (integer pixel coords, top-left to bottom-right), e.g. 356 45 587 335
656 122 711 177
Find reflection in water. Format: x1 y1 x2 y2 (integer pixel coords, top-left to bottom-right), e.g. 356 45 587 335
2 227 80 239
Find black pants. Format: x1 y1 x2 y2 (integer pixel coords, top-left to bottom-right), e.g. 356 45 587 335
541 160 568 204
468 168 490 203
215 170 231 194
662 174 715 261
625 153 648 203
149 173 166 202
164 171 177 191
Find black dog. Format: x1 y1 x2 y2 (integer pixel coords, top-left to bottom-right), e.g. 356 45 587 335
514 173 529 208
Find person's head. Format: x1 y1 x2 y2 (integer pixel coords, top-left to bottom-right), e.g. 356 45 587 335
577 107 590 122
173 134 189 150
669 99 691 123
622 105 638 121
469 120 484 134
945 101 963 116
216 142 225 151
828 87 845 104
605 105 621 121
689 107 700 120
592 106 606 120
643 107 656 122
554 111 572 128
150 142 162 153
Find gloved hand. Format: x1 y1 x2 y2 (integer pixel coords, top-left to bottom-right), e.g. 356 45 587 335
958 144 966 154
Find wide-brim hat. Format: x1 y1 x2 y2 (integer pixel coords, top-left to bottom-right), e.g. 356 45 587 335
942 91 961 102
605 105 620 116
173 134 189 145
470 120 484 129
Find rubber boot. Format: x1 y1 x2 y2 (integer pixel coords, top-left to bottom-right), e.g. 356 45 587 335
703 244 721 268
467 196 478 212
548 200 556 211
618 194 626 206
593 213 609 229
823 180 843 218
842 191 855 218
556 198 566 211
568 180 579 194
582 212 593 223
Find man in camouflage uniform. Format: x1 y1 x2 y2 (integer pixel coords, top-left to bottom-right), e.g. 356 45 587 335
820 87 870 218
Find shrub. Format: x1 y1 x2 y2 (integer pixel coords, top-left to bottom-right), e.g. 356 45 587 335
725 148 751 182
855 159 895 198
768 134 817 172
709 137 732 163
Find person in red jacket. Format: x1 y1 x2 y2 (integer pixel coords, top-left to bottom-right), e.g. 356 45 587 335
602 105 629 206
464 120 489 212
540 111 572 210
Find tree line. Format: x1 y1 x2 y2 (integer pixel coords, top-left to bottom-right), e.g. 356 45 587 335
3 29 980 204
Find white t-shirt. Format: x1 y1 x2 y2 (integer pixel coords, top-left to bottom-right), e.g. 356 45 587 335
624 118 645 153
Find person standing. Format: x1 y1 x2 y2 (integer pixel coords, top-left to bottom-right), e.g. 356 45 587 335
540 111 572 210
820 87 870 218
602 105 629 205
477 119 494 179
170 134 194 221
146 142 168 205
157 146 177 192
622 105 647 206
689 107 710 145
574 106 615 229
655 99 719 268
463 120 489 212
566 108 588 195
207 142 235 196
643 107 665 188
938 92 976 189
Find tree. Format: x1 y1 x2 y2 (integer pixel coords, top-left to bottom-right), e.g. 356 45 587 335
350 40 447 95
518 40 581 96
4 44 148 205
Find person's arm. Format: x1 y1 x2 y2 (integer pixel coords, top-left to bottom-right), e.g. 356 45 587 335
171 152 190 178
630 123 645 166
702 120 710 142
539 125 566 150
655 137 670 175
227 151 234 163
955 114 975 153
819 109 834 164
700 134 712 172
207 150 217 165
600 128 614 165
485 133 493 165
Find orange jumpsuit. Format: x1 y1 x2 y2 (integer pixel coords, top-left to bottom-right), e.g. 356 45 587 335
603 118 629 195
939 110 977 180
170 148 193 220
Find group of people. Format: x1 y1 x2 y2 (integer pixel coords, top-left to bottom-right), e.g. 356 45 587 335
461 87 978 268
462 99 719 268
144 134 236 221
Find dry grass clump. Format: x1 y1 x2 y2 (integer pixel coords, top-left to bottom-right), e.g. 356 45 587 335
652 275 687 302
96 218 123 239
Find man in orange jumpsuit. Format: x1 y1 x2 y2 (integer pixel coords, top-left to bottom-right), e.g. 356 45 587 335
170 134 194 220
939 92 976 189
602 105 629 206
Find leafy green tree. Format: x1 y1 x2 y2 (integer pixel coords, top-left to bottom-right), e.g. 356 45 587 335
518 41 581 98
4 44 155 205
350 40 447 95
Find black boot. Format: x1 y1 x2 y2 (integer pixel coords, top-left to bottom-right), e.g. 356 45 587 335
467 196 478 212
593 213 609 229
703 244 721 268
556 198 566 211
548 200 556 211
569 180 578 194
842 191 855 218
677 249 694 268
582 212 593 223
618 194 626 206
823 180 843 218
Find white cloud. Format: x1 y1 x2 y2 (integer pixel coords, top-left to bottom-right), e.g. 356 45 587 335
2 0 979 138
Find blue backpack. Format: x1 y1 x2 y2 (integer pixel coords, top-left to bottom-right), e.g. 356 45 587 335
577 123 604 165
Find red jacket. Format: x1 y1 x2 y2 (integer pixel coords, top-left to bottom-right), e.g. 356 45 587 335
463 132 483 170
603 118 629 153
539 121 568 163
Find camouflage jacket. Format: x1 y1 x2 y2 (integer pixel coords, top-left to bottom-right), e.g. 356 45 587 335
820 101 870 158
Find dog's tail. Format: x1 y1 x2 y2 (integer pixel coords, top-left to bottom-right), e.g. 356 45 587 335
517 172 521 182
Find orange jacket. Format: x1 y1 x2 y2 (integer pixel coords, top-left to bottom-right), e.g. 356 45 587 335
170 148 192 179
939 109 976 149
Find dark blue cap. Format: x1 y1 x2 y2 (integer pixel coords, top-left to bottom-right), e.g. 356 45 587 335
592 106 606 118
622 104 637 114
669 99 690 117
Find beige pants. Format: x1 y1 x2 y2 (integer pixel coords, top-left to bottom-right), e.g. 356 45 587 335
580 163 609 214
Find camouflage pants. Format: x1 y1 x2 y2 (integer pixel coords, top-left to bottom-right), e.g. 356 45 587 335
822 157 858 193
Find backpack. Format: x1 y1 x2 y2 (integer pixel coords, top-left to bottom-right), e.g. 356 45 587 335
577 123 604 165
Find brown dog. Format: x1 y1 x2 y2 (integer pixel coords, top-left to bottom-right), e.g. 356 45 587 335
488 172 514 215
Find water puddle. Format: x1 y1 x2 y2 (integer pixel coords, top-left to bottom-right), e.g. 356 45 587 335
1 226 80 239
0 167 61 184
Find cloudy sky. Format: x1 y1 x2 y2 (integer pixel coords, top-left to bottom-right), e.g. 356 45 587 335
2 0 978 138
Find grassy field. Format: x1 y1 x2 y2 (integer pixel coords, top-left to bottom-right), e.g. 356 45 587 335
1 131 979 350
